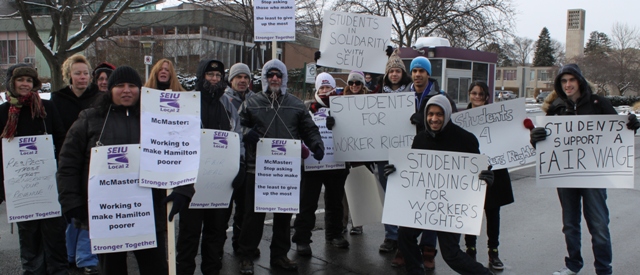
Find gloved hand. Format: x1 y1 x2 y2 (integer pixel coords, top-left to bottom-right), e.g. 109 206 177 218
385 46 394 57
383 164 396 178
65 207 88 223
314 51 321 62
627 113 640 133
163 192 190 222
529 127 547 148
410 112 422 125
479 166 494 187
301 144 310 159
243 129 260 145
326 116 335 130
313 146 324 161
232 162 246 189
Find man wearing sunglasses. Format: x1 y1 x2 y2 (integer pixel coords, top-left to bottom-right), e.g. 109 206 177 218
236 59 324 274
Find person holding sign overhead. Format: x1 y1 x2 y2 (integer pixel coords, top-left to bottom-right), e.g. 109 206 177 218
463 81 514 270
175 59 243 275
530 64 640 275
57 66 195 275
144 58 186 91
0 64 68 275
385 95 495 275
292 73 350 256
237 59 324 274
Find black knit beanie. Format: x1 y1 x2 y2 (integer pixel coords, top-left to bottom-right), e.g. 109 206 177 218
107 66 142 91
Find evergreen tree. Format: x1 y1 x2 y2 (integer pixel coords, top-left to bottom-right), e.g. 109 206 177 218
584 31 612 55
533 27 556 66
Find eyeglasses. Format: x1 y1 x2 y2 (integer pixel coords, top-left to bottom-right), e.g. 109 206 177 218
469 92 485 97
266 71 283 79
348 81 363 86
206 72 222 78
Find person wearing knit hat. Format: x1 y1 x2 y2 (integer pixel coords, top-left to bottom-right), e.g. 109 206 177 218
343 71 370 96
57 65 194 274
237 59 324 274
382 48 412 93
0 63 69 275
409 56 457 134
93 62 116 92
225 63 255 110
313 72 336 107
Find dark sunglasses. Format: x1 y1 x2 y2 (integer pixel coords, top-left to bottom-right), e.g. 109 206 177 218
348 81 363 86
266 71 283 78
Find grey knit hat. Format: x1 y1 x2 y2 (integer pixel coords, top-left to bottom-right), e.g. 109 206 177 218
228 63 251 82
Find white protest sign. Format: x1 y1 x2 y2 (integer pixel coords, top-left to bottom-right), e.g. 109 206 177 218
330 93 416 161
382 148 489 235
87 145 156 254
190 130 240 209
344 166 384 226
304 108 345 171
255 138 301 213
451 98 535 169
2 135 61 223
317 11 392 73
253 0 295 41
535 115 635 188
140 87 201 189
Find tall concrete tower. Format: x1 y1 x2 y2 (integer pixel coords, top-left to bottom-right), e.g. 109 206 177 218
565 9 586 60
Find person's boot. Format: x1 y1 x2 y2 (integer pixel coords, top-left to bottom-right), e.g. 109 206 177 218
422 246 437 271
466 246 477 261
390 249 405 267
488 248 504 270
239 258 254 274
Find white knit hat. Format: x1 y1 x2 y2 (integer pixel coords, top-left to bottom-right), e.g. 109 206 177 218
315 72 336 89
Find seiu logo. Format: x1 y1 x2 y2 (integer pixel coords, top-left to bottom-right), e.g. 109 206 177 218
271 140 286 155
18 137 37 155
213 132 229 149
107 146 129 169
316 108 328 118
160 92 180 113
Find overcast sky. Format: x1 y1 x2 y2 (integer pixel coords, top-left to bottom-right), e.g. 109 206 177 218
160 0 639 47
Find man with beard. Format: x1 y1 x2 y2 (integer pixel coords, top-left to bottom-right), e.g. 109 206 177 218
236 59 324 274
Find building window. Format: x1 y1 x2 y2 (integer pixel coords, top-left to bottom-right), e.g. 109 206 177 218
530 71 535 81
496 70 501 80
537 69 554 81
503 69 517 80
472 62 488 83
446 59 472 70
0 40 17 64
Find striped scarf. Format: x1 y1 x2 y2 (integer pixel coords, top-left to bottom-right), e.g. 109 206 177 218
1 92 47 140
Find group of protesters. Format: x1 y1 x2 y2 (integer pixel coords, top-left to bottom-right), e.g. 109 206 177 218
0 42 639 275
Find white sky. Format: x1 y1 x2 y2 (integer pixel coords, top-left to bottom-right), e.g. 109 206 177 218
160 0 639 46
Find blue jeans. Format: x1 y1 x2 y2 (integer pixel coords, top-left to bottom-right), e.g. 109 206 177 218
66 221 98 267
557 188 612 275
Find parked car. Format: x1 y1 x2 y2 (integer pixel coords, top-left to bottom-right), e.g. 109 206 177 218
537 91 551 103
495 90 517 100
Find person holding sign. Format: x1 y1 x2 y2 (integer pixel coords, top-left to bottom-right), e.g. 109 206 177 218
237 59 324 274
292 73 350 256
175 59 243 275
463 81 514 270
0 64 69 275
144 58 186 92
530 64 639 275
386 95 495 275
408 57 457 133
57 66 195 275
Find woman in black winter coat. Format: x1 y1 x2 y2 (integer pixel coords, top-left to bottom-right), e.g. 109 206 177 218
56 66 194 275
463 81 514 270
0 64 68 274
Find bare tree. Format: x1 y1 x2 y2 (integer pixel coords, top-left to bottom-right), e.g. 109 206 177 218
550 39 565 67
9 0 160 90
333 0 515 49
608 22 640 95
511 36 534 66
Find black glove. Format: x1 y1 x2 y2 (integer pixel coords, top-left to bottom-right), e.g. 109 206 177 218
314 51 321 62
529 127 547 148
383 164 396 178
385 46 394 57
65 207 88 223
410 112 422 125
163 192 190 222
232 162 246 189
326 116 335 130
243 129 260 145
479 167 494 187
313 146 324 161
627 113 640 133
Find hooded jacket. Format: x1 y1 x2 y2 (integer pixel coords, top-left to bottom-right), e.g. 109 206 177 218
56 92 195 230
239 59 323 172
412 78 457 133
547 64 616 116
224 86 255 110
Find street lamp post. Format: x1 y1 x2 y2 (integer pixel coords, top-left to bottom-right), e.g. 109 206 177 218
139 37 155 82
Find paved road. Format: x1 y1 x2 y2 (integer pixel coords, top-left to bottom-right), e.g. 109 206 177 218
1 137 639 274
